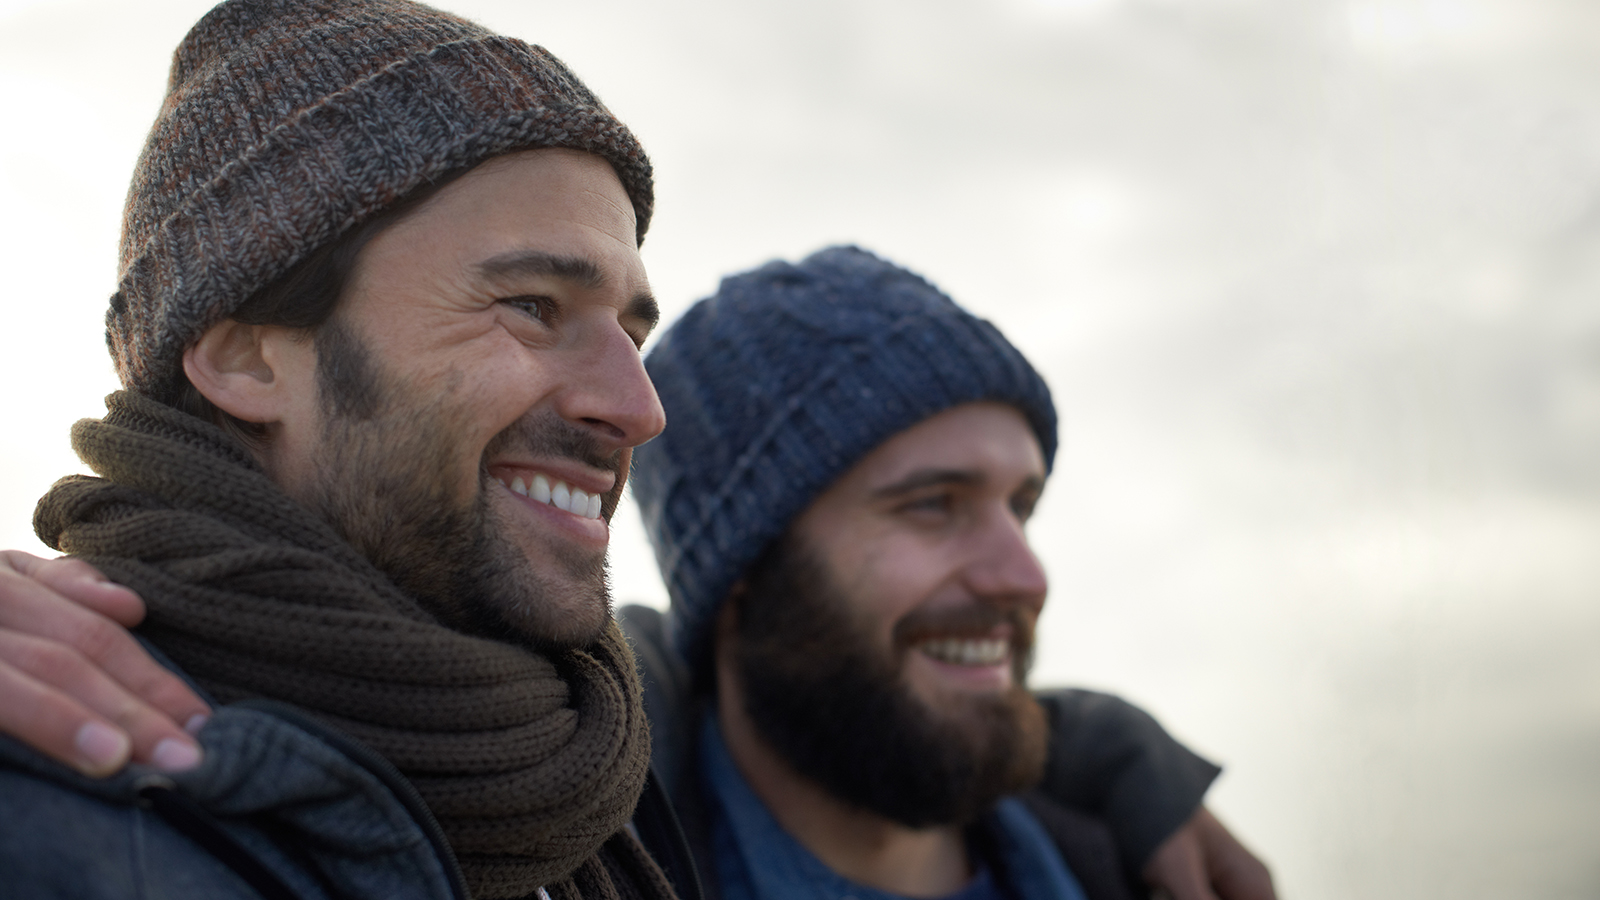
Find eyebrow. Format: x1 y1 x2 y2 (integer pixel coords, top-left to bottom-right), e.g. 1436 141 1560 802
870 468 1047 502
476 250 606 290
871 468 984 499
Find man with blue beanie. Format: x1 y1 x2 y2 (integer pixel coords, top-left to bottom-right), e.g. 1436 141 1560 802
625 246 1275 900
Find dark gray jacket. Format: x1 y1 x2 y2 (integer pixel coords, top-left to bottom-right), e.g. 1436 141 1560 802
618 605 1220 900
0 698 468 899
0 611 1212 900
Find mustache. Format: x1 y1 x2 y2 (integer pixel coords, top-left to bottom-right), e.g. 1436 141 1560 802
481 411 629 515
892 603 1037 651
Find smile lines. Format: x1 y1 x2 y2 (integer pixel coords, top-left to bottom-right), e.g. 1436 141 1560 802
500 473 604 520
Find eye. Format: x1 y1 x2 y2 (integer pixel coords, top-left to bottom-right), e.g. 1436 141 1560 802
1010 490 1040 523
624 325 649 352
898 492 955 517
501 295 553 322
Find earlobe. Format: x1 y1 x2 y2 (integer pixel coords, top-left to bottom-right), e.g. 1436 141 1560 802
181 320 297 424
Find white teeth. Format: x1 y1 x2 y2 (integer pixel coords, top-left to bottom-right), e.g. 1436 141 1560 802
499 473 604 520
918 638 1009 667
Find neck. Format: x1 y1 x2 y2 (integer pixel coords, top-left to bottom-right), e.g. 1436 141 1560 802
714 661 972 898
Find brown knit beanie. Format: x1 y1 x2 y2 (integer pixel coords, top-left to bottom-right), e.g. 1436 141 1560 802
110 0 654 403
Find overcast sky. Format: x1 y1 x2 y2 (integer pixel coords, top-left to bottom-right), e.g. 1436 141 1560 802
2 1 1597 897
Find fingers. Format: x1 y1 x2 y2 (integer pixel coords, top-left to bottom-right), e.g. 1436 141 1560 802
0 550 147 626
0 639 128 775
0 630 208 776
1143 819 1223 900
0 552 211 776
1210 856 1277 900
1193 808 1278 900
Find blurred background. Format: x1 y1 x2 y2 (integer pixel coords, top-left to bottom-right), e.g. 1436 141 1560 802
2 0 1597 896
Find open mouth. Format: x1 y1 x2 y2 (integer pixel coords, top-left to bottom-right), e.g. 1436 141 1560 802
913 637 1011 667
496 473 604 520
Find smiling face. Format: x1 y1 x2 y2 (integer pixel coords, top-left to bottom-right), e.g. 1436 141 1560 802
263 148 665 649
727 401 1052 825
794 401 1049 701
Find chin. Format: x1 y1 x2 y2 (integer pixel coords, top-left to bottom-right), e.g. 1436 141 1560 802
493 583 614 650
368 489 616 651
503 535 614 649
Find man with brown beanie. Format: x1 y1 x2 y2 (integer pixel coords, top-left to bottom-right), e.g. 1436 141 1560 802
0 3 1267 900
0 1 673 897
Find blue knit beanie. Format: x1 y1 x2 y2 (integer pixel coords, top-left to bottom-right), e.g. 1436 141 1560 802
630 245 1058 669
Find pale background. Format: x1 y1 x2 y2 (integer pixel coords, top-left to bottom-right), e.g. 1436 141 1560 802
2 0 1597 897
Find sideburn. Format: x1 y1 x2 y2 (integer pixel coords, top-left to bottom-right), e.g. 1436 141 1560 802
314 317 384 420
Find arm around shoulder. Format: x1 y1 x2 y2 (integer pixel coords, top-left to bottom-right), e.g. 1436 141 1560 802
1032 688 1220 870
1033 689 1277 900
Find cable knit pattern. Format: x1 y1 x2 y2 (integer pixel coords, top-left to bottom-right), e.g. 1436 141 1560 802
35 392 670 900
630 246 1058 671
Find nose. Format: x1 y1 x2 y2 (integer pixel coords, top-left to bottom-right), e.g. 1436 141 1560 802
964 507 1048 614
556 319 667 450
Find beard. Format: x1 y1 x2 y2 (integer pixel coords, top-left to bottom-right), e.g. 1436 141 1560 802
299 318 619 650
733 532 1050 828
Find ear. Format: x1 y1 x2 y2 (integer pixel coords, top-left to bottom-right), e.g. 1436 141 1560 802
181 319 312 425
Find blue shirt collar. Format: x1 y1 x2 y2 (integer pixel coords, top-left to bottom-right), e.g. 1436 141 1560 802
697 712 1086 900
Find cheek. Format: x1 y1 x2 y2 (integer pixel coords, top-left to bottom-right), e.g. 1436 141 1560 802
441 341 553 433
836 538 955 639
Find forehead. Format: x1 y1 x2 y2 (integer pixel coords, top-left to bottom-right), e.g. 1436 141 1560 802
362 147 645 287
828 402 1045 496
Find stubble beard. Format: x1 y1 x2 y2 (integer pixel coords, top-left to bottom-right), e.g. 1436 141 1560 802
733 533 1050 829
302 320 616 650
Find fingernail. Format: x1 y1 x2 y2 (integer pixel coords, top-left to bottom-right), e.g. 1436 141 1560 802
183 714 209 737
74 722 130 774
80 576 130 595
151 737 202 772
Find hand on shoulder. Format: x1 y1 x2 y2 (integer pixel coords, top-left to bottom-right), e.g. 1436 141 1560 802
0 550 209 776
1143 806 1276 900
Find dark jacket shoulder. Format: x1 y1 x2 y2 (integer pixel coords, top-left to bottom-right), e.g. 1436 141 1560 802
0 701 465 899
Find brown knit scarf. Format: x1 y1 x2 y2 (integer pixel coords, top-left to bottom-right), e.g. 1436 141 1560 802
34 392 674 900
